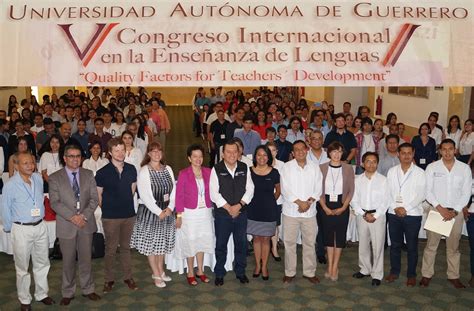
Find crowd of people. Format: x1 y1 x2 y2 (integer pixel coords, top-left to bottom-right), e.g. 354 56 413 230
1 86 474 310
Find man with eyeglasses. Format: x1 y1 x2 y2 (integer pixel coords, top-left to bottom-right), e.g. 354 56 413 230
49 145 101 305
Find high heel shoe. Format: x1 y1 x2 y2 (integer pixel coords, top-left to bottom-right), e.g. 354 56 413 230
253 270 261 278
161 272 172 282
152 275 166 288
271 252 282 262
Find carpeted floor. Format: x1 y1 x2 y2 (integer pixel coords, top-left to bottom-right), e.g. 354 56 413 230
0 106 473 310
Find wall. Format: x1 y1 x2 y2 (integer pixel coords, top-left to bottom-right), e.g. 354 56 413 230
333 87 368 115
0 87 30 112
373 87 450 129
301 87 326 104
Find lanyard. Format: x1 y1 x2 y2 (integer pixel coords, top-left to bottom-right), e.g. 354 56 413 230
397 168 413 194
21 179 36 206
330 167 341 193
51 152 59 168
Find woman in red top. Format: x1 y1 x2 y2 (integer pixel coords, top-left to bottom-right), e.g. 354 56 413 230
252 110 270 140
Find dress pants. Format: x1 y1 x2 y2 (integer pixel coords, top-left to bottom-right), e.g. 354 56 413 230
315 203 325 258
214 211 248 278
467 213 474 276
102 217 136 282
59 233 95 298
421 210 464 279
282 214 317 277
11 222 50 304
387 213 422 278
356 214 386 280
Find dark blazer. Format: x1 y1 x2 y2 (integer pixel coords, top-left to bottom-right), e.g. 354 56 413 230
319 162 355 205
49 167 99 239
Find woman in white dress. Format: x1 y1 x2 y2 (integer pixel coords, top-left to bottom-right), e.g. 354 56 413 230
174 144 215 286
82 141 109 176
122 130 143 173
39 134 63 191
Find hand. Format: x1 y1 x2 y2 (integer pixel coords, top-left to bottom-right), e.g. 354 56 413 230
159 209 167 220
297 201 310 213
333 208 344 216
364 213 376 223
164 208 173 217
176 217 182 229
323 207 333 216
437 206 455 221
463 207 470 221
394 207 407 217
70 214 86 228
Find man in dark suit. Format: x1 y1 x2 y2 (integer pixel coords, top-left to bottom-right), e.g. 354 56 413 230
49 145 101 306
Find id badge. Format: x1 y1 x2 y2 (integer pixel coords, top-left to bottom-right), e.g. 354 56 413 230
76 201 80 211
396 195 403 207
198 196 206 209
420 158 426 164
329 194 338 202
220 134 225 139
31 208 40 217
163 194 170 202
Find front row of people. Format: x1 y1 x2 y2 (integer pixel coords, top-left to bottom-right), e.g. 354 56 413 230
2 137 473 310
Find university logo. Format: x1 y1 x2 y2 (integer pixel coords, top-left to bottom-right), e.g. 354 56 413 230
58 23 119 67
382 23 420 67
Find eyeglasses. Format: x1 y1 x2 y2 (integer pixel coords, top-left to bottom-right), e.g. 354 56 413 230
65 155 82 159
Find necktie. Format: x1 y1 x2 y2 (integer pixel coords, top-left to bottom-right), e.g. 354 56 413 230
72 172 80 201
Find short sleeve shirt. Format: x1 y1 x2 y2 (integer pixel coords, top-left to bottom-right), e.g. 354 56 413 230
95 162 137 219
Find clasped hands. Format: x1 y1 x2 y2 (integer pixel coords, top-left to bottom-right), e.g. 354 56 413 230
159 208 173 220
323 206 345 216
224 203 242 218
296 198 315 213
70 214 87 228
363 213 376 223
436 205 457 221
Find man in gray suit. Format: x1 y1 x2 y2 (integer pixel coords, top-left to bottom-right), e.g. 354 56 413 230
49 144 101 305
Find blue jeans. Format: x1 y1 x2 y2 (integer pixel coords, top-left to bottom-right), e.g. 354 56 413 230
467 213 474 276
387 214 422 278
214 211 248 278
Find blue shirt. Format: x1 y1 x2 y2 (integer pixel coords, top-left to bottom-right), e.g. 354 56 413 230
2 172 44 232
71 131 90 157
234 129 261 157
65 167 80 192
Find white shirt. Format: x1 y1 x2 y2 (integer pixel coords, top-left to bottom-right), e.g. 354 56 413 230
273 159 285 205
110 122 127 138
280 159 322 218
286 130 305 144
307 149 329 166
82 157 109 176
459 132 474 156
429 126 443 145
351 172 389 219
134 134 148 157
469 178 474 213
125 148 143 173
0 146 4 176
205 112 232 125
444 129 462 150
39 152 63 176
239 155 253 167
31 125 44 133
209 162 255 208
386 163 426 216
361 133 376 156
425 159 471 212
325 166 343 195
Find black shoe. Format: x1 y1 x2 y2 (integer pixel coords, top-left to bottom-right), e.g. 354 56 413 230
253 272 261 278
271 252 282 262
353 272 370 279
317 256 327 264
372 279 381 286
236 275 249 284
214 277 224 286
262 275 269 281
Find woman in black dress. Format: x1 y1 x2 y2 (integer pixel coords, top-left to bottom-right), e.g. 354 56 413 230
247 145 280 280
319 141 355 281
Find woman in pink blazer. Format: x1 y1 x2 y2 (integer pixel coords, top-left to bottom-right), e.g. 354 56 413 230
174 144 215 286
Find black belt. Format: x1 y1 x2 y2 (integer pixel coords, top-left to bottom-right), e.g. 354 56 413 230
363 210 376 214
14 219 42 226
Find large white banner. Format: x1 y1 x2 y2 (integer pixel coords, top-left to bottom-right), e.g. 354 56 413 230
0 0 473 86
